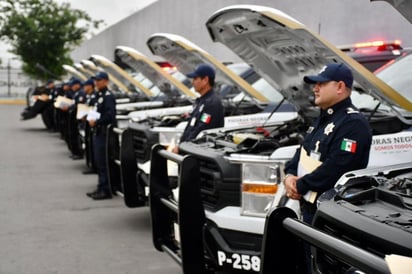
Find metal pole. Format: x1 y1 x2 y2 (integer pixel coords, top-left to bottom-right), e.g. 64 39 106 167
7 59 11 97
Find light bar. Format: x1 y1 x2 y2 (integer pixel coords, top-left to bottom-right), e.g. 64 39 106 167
354 39 401 48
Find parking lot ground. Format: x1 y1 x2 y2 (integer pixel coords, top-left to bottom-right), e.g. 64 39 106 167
0 104 181 274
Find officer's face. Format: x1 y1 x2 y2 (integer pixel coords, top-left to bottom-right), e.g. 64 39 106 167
95 78 108 90
192 76 209 96
313 81 346 109
84 85 94 94
71 84 81 92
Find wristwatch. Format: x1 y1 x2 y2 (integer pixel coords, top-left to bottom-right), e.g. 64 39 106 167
283 173 293 184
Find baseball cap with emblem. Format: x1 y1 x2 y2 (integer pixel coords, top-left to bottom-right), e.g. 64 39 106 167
94 71 109 80
69 78 82 86
83 78 95 86
303 63 353 88
186 64 215 80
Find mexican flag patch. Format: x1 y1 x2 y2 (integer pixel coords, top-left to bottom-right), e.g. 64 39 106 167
200 113 212 124
341 138 357 153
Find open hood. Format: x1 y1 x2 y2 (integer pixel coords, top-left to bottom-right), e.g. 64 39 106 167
89 55 153 97
147 33 269 102
114 46 197 98
371 0 412 23
206 5 412 115
62 65 87 81
80 59 129 93
73 63 95 79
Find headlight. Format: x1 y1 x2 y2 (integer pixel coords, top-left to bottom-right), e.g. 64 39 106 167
116 118 131 129
241 163 281 217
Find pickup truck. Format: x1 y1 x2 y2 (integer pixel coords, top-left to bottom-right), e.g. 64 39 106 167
107 33 294 207
149 5 412 274
261 163 412 274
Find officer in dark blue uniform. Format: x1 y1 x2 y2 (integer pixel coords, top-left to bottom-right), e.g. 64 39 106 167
86 71 116 200
56 81 71 140
67 78 86 160
40 79 58 130
82 78 98 175
283 63 372 274
83 78 97 105
20 79 53 121
284 63 372 224
174 64 224 152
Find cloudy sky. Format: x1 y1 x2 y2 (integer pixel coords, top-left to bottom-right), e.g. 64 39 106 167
1 0 156 67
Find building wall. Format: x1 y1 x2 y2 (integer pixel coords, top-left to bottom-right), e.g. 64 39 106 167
71 0 412 63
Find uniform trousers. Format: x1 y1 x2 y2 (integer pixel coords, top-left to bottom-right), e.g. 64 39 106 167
93 133 109 193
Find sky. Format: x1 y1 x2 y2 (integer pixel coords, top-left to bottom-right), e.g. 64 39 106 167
0 0 157 67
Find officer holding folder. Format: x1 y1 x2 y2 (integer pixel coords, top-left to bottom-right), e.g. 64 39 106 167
86 72 116 200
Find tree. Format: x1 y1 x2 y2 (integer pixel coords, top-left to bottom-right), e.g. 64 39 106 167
0 0 103 80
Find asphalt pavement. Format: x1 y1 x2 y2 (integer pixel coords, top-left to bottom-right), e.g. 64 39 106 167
0 104 181 274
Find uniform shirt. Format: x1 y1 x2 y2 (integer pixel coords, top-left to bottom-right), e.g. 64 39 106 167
180 89 224 142
50 87 64 101
86 93 97 106
73 89 87 105
285 97 372 195
94 87 116 128
64 90 75 99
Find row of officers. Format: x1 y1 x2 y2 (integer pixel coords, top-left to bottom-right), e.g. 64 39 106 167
20 64 226 201
21 71 116 200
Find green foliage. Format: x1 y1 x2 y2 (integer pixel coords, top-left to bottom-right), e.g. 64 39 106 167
0 0 103 80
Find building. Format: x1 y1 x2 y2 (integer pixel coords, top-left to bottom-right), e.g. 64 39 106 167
71 0 412 64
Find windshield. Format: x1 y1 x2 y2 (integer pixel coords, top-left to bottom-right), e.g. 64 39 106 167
132 72 164 97
350 90 386 110
170 70 192 89
375 53 412 103
251 77 283 103
226 63 250 75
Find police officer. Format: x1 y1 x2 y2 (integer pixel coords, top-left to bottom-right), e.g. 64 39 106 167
82 78 97 175
173 64 224 153
284 63 372 224
67 78 86 160
86 71 116 200
41 79 58 130
56 81 71 140
20 80 53 121
83 78 96 105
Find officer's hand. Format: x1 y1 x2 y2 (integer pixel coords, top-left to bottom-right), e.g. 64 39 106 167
284 175 302 200
88 120 96 127
171 145 179 154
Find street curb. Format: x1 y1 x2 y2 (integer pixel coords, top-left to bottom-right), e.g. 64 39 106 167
0 99 26 105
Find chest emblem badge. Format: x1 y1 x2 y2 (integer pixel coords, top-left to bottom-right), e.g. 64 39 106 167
324 122 335 136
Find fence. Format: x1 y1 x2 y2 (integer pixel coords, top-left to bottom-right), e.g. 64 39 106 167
0 67 36 98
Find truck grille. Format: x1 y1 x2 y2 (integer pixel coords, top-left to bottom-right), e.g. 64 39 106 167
129 127 158 163
196 157 241 212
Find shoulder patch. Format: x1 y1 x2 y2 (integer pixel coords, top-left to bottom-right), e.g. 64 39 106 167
200 113 212 124
346 107 359 114
341 138 357 153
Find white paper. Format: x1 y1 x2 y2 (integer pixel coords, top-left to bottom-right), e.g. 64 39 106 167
86 110 101 121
